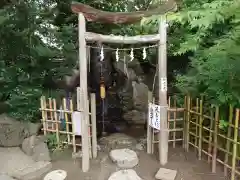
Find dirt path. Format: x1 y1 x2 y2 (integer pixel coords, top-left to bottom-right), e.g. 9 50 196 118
38 145 226 180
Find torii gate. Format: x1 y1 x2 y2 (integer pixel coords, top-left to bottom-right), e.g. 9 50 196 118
71 0 177 172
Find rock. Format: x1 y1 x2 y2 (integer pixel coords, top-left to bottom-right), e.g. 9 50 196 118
22 136 50 162
0 114 28 147
109 149 139 168
123 110 146 124
0 174 16 180
0 147 52 180
132 82 149 111
155 168 177 180
108 169 143 180
99 133 137 150
0 114 41 147
135 143 144 151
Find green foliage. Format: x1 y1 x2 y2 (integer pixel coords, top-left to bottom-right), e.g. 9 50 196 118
142 0 240 109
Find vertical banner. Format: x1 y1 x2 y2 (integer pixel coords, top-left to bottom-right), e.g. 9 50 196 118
148 103 161 130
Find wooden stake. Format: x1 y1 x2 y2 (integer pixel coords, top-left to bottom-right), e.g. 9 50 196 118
78 13 90 172
147 91 153 154
198 99 203 160
63 98 70 144
48 98 54 130
195 98 199 152
41 96 47 135
87 99 92 159
183 96 187 149
224 105 233 176
186 96 191 152
231 109 239 180
212 106 219 173
158 15 168 165
207 105 214 163
173 96 177 148
53 99 60 145
69 99 76 153
91 93 97 158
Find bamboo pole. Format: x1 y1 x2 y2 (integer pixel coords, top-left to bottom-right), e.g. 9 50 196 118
63 98 70 144
198 99 203 160
48 98 54 130
186 96 191 152
231 109 239 180
195 98 199 152
53 98 60 146
147 91 153 154
40 96 47 135
224 105 233 176
69 99 76 153
212 106 219 173
207 105 214 163
173 96 177 148
91 93 97 158
183 96 187 149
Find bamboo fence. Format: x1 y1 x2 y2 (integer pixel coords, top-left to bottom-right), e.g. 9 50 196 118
147 93 240 180
39 92 97 159
147 92 185 154
185 96 240 180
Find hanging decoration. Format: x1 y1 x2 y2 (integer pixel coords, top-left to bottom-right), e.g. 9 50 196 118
100 46 104 61
130 48 134 61
143 47 147 60
115 48 119 62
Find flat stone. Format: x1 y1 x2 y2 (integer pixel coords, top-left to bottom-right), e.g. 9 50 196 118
44 170 67 180
108 169 143 180
155 168 177 180
0 147 51 180
109 149 138 168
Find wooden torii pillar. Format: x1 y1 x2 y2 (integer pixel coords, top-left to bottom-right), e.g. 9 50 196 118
71 0 177 172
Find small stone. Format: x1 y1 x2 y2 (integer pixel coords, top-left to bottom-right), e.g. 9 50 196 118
155 168 177 180
108 169 143 180
109 149 138 168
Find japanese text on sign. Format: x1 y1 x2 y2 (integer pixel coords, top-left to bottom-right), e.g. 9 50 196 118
148 103 160 130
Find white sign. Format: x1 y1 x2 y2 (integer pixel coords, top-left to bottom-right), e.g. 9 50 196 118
160 77 167 92
72 111 82 135
148 103 160 130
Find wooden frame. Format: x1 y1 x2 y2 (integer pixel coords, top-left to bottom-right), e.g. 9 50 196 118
40 93 97 161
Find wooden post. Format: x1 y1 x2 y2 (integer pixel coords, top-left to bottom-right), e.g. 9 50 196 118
91 93 97 158
231 109 239 180
158 15 169 165
147 91 153 154
78 13 90 172
212 106 219 173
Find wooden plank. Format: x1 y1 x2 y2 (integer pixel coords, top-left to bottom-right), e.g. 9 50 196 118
158 15 168 166
78 13 90 172
91 93 97 158
85 32 160 44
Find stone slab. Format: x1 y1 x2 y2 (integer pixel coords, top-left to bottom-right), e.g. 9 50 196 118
109 149 138 168
108 169 143 180
155 168 177 180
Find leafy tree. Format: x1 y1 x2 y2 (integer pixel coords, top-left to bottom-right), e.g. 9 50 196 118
142 0 240 108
